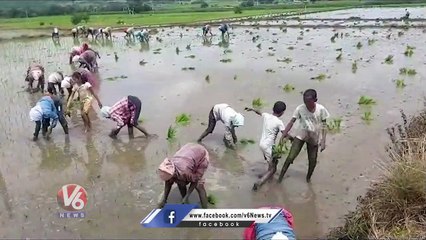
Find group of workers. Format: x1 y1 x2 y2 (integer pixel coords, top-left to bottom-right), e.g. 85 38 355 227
26 21 331 239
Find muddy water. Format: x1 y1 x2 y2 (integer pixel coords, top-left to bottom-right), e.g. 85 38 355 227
1 10 426 238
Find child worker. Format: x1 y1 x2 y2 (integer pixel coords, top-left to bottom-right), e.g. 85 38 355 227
100 95 156 139
197 103 244 149
245 101 288 191
29 96 58 141
278 89 330 183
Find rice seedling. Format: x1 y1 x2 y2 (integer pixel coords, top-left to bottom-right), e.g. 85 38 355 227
176 47 180 54
224 49 232 54
358 96 376 105
311 73 327 81
268 52 275 57
220 59 232 63
399 68 417 76
297 36 303 40
306 43 312 46
188 67 195 70
395 79 406 88
372 30 378 35
265 69 275 73
138 117 145 123
352 61 358 73
398 31 404 37
205 75 210 83
167 126 177 141
283 84 295 93
404 46 415 57
181 67 188 71
327 118 343 133
233 75 238 80
256 43 261 49
336 53 342 61
356 42 362 49
361 111 373 122
207 194 217 205
288 46 294 50
186 44 191 50
185 55 196 59
368 38 377 45
240 138 256 145
252 98 264 109
384 55 394 64
272 142 290 159
175 113 191 126
331 36 336 43
277 58 292 63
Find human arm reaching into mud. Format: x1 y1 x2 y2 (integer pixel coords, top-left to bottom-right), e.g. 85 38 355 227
244 107 261 116
320 119 327 152
279 117 297 144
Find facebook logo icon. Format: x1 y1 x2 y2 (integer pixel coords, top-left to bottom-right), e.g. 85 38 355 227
164 210 176 224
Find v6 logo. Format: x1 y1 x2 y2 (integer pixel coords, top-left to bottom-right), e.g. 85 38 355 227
57 184 88 211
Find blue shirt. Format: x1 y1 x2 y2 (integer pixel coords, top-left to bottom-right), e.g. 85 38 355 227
38 96 58 127
255 212 296 240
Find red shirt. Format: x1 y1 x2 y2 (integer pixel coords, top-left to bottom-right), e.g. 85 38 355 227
109 97 136 127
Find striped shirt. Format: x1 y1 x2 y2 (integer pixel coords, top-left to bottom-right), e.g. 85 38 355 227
109 97 136 128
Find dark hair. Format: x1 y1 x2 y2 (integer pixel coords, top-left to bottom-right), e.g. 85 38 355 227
72 71 87 83
303 89 317 100
273 101 286 114
47 86 54 94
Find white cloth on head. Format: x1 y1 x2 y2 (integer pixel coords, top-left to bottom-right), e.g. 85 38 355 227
53 28 59 33
232 113 244 127
72 55 80 63
61 76 72 89
48 72 63 84
100 106 111 118
29 105 43 122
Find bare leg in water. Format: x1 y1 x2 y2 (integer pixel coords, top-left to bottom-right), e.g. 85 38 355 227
252 158 278 191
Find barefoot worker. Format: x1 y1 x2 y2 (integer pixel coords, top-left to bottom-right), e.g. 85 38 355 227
243 206 296 240
25 63 45 92
197 103 244 149
278 89 330 183
158 143 209 208
29 96 58 141
245 101 287 191
66 70 102 133
100 95 156 139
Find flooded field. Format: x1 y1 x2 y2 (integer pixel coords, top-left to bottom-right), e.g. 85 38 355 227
0 7 425 239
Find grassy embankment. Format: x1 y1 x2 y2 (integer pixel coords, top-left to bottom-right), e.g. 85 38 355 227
329 110 426 239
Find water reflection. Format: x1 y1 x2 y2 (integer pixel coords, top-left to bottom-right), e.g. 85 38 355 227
205 146 246 176
140 42 150 52
202 36 213 47
108 138 149 172
75 134 103 183
38 137 73 171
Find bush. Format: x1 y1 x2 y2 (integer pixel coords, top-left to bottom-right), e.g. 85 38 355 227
234 6 243 14
39 22 45 26
200 2 209 8
71 12 90 25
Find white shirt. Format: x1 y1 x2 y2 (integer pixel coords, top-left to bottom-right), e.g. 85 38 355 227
259 113 285 149
48 72 63 83
213 103 237 127
61 77 72 89
53 28 59 33
292 103 330 144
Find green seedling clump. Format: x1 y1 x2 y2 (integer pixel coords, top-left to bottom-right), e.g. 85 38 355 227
252 98 264 109
167 126 177 140
265 69 275 73
220 59 232 63
361 111 373 122
185 55 196 59
384 55 394 64
358 96 376 105
283 84 295 93
207 194 217 205
395 79 406 88
277 58 292 63
327 118 343 133
175 113 191 126
288 46 294 50
240 138 256 145
176 47 180 54
311 73 327 81
368 38 377 45
336 53 342 61
205 75 210 83
352 61 358 73
356 42 362 49
272 142 290 159
399 68 417 76
404 45 415 57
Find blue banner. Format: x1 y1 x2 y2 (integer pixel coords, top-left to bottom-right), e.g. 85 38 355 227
141 204 198 228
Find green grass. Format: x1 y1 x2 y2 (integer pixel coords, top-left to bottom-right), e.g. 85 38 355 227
0 8 333 30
